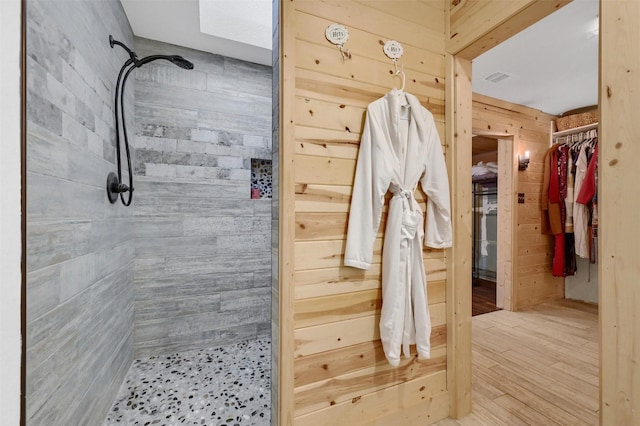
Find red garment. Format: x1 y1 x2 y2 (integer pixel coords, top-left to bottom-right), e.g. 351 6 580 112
541 145 563 235
576 145 598 204
552 147 568 277
547 148 564 234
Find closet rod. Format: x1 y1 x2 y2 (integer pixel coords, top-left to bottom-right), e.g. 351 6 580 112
553 122 598 137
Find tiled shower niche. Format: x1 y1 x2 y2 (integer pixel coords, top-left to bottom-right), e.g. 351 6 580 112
251 158 273 199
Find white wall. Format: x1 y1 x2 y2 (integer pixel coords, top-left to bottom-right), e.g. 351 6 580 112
565 257 599 304
0 0 23 423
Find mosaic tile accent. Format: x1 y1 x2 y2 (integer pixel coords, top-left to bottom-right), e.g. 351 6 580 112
251 159 272 199
104 338 271 426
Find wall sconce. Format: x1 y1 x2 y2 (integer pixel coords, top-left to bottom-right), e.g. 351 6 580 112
518 150 530 171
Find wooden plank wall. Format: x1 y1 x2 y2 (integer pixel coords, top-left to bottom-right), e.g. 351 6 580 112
472 93 563 310
280 1 451 424
444 54 473 418
600 1 640 423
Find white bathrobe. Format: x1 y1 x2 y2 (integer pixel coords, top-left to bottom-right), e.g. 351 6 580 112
344 89 452 367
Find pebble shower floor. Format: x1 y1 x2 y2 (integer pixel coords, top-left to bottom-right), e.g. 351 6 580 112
104 338 271 426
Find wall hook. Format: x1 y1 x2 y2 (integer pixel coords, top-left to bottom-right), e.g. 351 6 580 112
384 40 405 91
325 24 351 63
338 44 352 62
393 60 406 91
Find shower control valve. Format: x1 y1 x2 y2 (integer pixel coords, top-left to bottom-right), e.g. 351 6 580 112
106 172 133 204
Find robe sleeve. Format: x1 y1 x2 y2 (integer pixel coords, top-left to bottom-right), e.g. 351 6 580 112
420 112 453 248
344 108 389 269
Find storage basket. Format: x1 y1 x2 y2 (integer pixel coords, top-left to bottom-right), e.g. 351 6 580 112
555 109 598 131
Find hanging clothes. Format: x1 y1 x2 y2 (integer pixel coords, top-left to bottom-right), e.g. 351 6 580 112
541 144 563 235
345 89 452 367
576 144 598 204
564 150 577 275
543 128 599 273
577 143 598 263
573 143 589 258
565 150 575 233
551 145 569 277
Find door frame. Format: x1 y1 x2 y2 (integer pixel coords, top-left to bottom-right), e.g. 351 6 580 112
472 133 516 311
445 1 584 418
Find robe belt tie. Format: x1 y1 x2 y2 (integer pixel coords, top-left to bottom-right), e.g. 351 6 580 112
390 186 419 240
390 185 421 360
391 189 413 200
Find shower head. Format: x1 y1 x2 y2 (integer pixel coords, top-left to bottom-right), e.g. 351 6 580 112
169 56 194 70
107 35 194 207
135 55 194 70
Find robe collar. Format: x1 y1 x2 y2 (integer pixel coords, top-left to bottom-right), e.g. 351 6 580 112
385 89 424 135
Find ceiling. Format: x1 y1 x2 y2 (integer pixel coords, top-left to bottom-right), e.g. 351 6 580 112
473 0 599 116
120 0 272 66
121 0 597 115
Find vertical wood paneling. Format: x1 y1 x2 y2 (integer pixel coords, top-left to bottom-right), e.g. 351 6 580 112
471 93 562 311
600 1 640 424
496 138 516 310
445 54 473 418
280 1 450 424
278 0 297 424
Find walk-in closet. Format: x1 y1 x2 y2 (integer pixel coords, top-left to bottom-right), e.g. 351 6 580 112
456 0 602 423
471 136 500 316
549 119 599 304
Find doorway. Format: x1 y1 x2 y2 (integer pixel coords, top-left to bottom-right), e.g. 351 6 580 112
470 135 517 315
447 0 602 421
471 135 516 315
471 159 499 316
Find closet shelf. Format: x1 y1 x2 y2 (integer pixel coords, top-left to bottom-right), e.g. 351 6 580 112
552 122 598 138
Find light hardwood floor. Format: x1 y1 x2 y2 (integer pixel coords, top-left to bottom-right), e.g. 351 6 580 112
436 300 599 425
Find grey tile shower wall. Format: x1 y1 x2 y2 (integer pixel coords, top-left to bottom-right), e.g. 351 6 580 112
26 0 135 425
133 37 272 357
271 0 280 423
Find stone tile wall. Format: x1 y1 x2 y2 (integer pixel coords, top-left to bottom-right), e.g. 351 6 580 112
271 0 281 423
132 38 272 357
25 1 135 424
